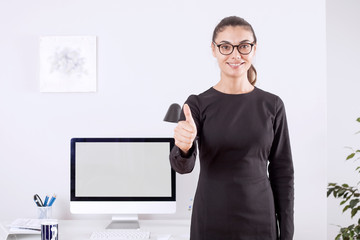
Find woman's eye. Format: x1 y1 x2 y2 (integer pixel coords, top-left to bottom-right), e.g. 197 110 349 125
221 45 231 50
239 44 250 49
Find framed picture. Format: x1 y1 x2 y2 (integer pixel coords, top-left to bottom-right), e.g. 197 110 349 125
39 36 97 92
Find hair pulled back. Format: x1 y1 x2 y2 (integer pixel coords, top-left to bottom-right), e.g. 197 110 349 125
212 16 257 86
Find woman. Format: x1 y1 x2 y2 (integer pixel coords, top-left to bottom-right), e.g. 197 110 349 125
169 16 294 240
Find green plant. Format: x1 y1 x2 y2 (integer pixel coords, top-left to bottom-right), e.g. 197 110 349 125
327 118 360 240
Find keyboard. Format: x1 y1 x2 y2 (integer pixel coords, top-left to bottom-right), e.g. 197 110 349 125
90 229 150 240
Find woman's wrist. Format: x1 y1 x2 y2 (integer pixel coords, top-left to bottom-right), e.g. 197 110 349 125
179 143 194 158
180 149 189 157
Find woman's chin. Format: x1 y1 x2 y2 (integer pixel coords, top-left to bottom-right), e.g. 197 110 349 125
223 71 247 79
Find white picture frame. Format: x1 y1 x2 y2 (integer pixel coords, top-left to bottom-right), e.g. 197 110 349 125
39 36 97 92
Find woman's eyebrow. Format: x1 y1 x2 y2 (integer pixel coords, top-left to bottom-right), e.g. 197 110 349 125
219 40 232 44
219 39 252 44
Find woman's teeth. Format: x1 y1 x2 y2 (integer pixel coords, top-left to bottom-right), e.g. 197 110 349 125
228 63 242 66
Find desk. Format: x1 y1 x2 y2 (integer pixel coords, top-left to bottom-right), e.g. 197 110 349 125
1 220 190 240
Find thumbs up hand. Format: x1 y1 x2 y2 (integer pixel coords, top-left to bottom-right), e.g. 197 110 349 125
174 104 198 155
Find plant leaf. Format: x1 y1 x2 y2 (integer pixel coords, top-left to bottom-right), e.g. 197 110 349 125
355 224 360 233
339 189 347 197
350 199 360 208
335 233 341 240
344 205 350 212
347 153 356 160
346 194 354 202
351 208 358 218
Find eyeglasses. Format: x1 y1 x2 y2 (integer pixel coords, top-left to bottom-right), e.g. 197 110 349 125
213 41 255 55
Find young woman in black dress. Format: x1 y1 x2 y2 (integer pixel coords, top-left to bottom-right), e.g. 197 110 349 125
170 16 294 240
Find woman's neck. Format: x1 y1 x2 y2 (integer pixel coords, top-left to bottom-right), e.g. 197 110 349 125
213 74 254 94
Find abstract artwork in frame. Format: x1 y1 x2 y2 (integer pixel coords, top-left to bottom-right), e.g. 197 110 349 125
39 36 97 92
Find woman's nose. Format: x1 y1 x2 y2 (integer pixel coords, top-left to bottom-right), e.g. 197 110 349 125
231 48 242 59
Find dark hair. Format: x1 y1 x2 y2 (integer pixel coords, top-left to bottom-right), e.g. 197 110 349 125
212 16 257 86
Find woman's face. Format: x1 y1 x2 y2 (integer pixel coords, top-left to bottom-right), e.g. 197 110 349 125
212 26 256 79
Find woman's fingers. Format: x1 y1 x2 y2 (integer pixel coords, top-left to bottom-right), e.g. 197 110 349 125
177 121 196 133
175 122 196 137
174 120 197 153
174 130 193 145
174 139 193 154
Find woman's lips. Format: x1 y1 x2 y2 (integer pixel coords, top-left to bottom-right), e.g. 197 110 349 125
227 62 245 68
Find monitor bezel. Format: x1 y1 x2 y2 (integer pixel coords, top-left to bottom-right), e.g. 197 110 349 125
70 137 176 202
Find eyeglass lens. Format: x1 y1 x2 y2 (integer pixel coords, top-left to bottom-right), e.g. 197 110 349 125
219 43 252 55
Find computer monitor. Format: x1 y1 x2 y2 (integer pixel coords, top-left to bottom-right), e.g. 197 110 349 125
70 138 176 229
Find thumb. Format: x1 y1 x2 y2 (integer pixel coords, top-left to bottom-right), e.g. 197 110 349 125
183 104 195 125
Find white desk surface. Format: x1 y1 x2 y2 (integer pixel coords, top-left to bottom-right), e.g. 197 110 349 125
1 219 190 240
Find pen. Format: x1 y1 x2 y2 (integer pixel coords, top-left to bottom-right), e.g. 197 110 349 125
48 194 57 207
43 195 49 207
33 194 43 207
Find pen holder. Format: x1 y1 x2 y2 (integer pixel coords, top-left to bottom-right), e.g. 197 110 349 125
37 206 52 219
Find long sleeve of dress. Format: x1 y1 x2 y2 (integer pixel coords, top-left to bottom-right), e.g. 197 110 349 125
169 95 200 175
268 96 294 240
170 141 197 174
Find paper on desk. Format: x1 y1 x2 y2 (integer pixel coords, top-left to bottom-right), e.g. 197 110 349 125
9 227 40 234
7 219 42 234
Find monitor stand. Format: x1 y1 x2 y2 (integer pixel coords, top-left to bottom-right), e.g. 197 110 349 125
106 215 140 229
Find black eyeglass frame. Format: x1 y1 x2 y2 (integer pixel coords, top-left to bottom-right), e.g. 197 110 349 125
213 41 255 55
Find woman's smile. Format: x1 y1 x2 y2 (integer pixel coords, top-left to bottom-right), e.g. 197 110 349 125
227 61 245 69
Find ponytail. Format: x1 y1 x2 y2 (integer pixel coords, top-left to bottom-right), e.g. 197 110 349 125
247 64 257 86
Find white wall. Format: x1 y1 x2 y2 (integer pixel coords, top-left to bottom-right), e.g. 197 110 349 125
327 0 360 239
0 0 326 239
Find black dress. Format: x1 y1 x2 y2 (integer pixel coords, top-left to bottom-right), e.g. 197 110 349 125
169 86 294 240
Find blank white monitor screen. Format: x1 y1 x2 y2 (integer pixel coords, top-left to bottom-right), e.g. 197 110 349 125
75 142 172 197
